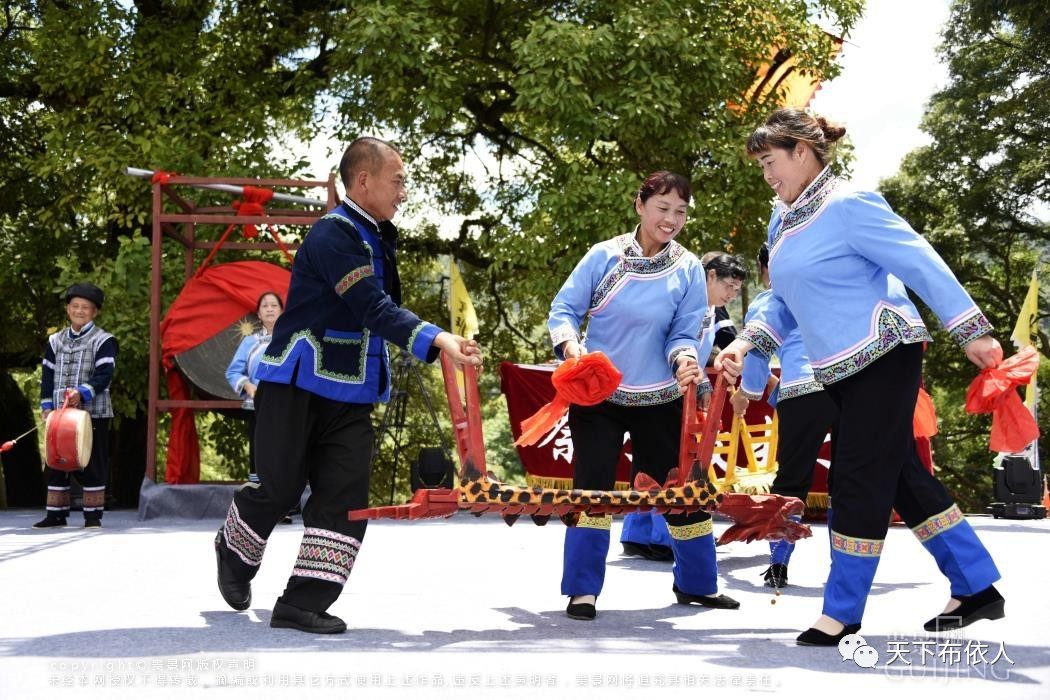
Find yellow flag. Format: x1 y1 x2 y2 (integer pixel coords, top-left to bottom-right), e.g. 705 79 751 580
449 258 479 393
449 258 479 340
1010 269 1039 409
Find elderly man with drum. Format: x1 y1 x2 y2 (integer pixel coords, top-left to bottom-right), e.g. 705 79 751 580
34 283 117 529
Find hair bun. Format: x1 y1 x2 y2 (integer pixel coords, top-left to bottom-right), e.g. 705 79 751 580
815 116 847 143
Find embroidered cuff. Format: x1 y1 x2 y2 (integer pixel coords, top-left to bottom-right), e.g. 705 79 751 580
409 322 443 363
668 346 696 369
697 379 713 397
550 324 578 355
739 325 780 358
41 400 54 410
946 309 993 347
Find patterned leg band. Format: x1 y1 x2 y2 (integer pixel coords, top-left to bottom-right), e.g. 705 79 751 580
82 487 105 512
668 519 713 541
292 528 362 586
911 505 964 542
222 502 267 567
577 514 612 530
46 487 70 511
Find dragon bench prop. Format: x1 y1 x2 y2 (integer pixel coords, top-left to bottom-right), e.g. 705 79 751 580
349 356 811 546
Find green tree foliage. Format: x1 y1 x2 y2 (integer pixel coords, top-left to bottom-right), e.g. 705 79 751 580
1 1 862 502
330 0 860 365
879 0 1049 510
0 0 335 497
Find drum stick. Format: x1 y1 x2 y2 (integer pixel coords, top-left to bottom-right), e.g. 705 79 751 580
1 424 40 452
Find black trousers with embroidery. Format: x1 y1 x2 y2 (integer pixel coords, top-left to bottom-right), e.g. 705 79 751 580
45 416 109 518
567 397 709 527
822 342 954 539
229 381 374 612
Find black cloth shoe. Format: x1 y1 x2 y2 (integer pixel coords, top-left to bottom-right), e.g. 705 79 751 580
214 529 251 611
270 601 347 634
672 584 740 609
796 623 862 646
566 598 597 620
762 563 788 588
622 541 674 561
32 515 67 529
84 515 102 528
621 541 653 558
647 544 675 562
923 585 1005 632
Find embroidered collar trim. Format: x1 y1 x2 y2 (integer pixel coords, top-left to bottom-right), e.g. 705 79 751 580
342 196 378 229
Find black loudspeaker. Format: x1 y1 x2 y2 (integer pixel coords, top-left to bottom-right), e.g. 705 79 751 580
988 454 1046 519
410 447 455 491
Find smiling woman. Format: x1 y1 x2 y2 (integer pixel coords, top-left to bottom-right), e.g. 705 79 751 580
546 170 739 621
717 108 1006 647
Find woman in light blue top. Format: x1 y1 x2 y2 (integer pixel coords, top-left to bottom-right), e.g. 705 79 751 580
549 171 739 620
226 291 283 484
731 242 836 590
717 109 1004 646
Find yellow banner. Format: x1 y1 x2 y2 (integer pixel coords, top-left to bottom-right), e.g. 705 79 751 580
449 258 478 340
1010 269 1039 409
1011 269 1039 348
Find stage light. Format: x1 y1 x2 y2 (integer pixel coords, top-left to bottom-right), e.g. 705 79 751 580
411 447 454 491
987 454 1047 519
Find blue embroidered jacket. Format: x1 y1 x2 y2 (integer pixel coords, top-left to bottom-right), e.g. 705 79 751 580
256 197 443 403
738 167 992 385
548 230 706 406
739 290 821 407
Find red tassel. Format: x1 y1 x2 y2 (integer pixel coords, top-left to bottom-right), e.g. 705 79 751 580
514 352 622 447
514 397 570 447
965 345 1040 453
913 386 938 438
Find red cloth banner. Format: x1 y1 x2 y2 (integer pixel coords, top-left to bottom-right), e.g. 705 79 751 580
160 261 290 483
498 362 834 497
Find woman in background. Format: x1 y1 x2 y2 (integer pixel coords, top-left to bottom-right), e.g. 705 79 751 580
227 291 284 485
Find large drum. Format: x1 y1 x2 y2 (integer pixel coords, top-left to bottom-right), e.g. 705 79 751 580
45 407 92 471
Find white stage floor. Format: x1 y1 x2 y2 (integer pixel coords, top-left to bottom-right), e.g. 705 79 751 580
1 509 1047 698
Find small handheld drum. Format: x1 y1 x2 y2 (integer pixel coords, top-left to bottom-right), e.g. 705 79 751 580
45 407 92 471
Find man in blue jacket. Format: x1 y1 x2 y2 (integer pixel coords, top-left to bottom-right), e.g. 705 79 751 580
214 137 482 633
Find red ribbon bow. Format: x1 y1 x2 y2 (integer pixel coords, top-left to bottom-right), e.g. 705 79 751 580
965 345 1040 453
231 185 275 239
514 352 622 447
